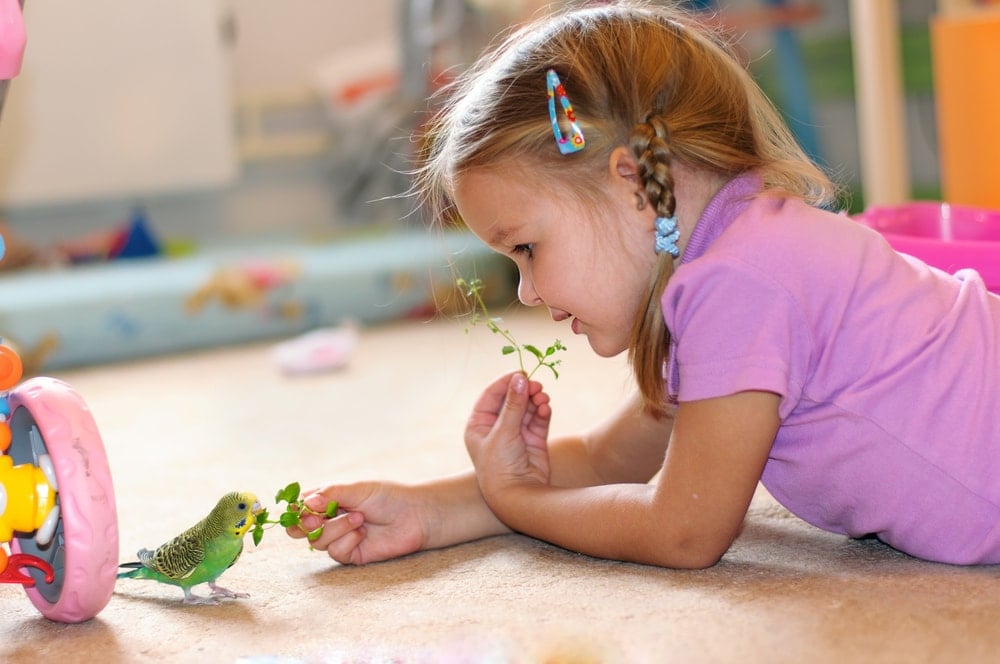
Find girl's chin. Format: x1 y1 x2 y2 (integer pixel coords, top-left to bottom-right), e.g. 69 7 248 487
585 335 629 358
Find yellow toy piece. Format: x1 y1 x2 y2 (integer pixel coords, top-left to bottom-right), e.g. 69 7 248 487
0 454 55 543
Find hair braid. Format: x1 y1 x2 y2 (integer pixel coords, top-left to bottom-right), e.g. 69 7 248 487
630 115 677 219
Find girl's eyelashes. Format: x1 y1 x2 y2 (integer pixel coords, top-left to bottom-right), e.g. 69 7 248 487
512 243 534 258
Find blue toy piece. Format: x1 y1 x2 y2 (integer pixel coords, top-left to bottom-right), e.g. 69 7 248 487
110 208 161 260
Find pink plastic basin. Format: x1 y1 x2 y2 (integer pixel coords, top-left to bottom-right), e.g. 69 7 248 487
854 202 1000 294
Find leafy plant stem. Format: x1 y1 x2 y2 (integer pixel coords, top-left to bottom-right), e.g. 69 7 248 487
457 277 565 380
251 482 338 547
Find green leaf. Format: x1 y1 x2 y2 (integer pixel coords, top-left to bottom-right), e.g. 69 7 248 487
275 482 301 504
306 525 325 542
325 501 339 518
501 345 516 355
257 507 271 525
279 511 301 528
523 344 544 360
252 524 264 546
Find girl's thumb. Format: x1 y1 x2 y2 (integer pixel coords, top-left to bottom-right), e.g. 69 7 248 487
494 373 529 433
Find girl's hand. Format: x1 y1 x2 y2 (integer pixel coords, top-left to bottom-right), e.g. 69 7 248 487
464 372 553 499
286 481 427 565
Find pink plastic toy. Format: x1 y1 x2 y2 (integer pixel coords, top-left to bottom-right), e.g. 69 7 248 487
1 371 120 623
854 202 1000 294
0 0 120 623
0 0 26 80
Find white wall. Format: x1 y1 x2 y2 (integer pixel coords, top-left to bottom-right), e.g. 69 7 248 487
227 0 396 94
0 0 399 210
0 1 238 208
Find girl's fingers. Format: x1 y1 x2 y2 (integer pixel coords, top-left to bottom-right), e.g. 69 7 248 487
324 527 366 565
304 511 365 551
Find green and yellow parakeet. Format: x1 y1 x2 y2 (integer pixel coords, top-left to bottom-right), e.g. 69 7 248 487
117 491 263 605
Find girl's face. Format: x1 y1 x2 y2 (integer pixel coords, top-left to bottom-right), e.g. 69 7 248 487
452 166 657 357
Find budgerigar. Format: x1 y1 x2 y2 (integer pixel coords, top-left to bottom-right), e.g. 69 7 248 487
117 491 263 605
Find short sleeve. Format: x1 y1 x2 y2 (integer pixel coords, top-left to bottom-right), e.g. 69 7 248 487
662 259 813 420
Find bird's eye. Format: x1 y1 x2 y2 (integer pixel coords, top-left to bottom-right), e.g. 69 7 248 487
238 502 247 510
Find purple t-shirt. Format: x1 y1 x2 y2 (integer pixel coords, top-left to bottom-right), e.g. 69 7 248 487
662 174 1000 564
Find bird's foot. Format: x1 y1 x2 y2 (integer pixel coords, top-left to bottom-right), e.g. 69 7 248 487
182 591 221 606
208 582 250 599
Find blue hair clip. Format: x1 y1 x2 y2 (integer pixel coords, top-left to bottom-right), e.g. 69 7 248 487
546 69 585 155
654 216 681 258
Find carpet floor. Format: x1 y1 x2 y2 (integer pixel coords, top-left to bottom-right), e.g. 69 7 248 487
2 308 998 663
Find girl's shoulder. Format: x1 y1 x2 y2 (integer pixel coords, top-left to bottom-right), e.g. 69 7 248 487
704 193 886 281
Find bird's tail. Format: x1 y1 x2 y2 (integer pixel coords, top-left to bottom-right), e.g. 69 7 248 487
117 561 143 579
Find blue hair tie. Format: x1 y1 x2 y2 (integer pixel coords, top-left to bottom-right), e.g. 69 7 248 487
654 216 681 258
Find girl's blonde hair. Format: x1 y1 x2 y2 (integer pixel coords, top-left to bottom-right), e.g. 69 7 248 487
415 1 835 415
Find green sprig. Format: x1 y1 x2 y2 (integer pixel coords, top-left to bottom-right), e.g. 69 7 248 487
252 482 338 547
457 277 566 379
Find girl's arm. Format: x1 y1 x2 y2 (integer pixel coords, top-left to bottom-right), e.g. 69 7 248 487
424 382 673 549
298 376 673 564
466 373 779 569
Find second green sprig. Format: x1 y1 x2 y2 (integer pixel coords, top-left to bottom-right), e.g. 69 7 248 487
457 276 566 379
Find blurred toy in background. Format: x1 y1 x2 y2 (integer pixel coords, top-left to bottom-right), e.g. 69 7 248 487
116 491 263 605
271 322 359 375
56 207 162 265
186 258 303 319
0 221 41 271
0 0 26 86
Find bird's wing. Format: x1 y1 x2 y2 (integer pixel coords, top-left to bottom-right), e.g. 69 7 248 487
146 531 206 580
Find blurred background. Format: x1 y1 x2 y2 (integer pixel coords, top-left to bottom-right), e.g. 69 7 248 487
0 0 945 245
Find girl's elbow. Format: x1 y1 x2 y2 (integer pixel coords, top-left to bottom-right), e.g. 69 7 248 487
665 543 726 569
675 547 726 569
646 530 734 569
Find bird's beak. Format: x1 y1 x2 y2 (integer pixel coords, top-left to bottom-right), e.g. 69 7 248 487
252 500 263 515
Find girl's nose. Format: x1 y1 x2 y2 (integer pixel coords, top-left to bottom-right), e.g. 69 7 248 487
517 271 542 307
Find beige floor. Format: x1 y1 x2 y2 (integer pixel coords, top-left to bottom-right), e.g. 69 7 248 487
1 307 998 663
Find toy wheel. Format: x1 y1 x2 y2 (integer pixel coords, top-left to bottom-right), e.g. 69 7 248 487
7 377 118 623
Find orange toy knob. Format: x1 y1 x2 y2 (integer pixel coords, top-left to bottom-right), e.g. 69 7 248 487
0 346 23 391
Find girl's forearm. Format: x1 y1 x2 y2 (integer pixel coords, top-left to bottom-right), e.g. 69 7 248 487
484 482 720 569
420 435 605 551
422 470 511 550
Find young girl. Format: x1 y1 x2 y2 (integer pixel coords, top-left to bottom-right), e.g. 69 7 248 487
288 1 1000 568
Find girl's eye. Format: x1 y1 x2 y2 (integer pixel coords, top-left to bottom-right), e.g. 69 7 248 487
512 243 534 258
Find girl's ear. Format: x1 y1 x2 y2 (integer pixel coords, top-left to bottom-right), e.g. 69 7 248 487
608 146 644 209
609 146 640 184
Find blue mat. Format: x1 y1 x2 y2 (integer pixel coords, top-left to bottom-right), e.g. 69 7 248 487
0 231 511 370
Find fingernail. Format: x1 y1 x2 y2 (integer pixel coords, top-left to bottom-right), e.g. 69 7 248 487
511 374 527 394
